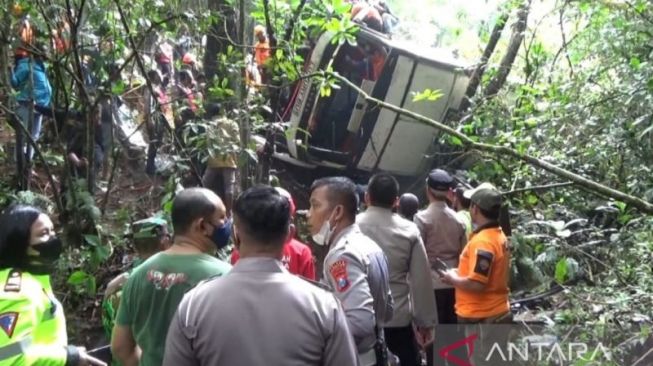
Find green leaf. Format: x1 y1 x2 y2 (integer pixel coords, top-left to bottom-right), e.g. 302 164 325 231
449 136 462 146
67 270 90 286
320 84 332 97
111 80 126 95
94 244 112 262
629 57 641 69
526 193 539 206
84 235 101 247
555 258 568 283
412 88 444 103
614 201 627 213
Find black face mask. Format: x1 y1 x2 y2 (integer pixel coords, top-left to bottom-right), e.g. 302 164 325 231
31 237 63 261
208 219 232 250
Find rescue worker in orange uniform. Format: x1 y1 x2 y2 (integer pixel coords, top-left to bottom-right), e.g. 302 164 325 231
253 25 271 83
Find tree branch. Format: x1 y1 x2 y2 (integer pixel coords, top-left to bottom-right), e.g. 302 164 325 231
503 181 574 196
283 0 309 44
460 11 510 111
262 0 277 48
326 71 653 214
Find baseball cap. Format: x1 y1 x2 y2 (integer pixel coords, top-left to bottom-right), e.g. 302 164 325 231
132 217 168 240
465 183 502 211
427 169 454 191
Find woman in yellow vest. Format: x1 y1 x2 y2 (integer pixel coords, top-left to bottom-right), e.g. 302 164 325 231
0 205 104 365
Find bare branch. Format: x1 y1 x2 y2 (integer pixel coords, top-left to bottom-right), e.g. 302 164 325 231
503 181 574 196
326 70 653 214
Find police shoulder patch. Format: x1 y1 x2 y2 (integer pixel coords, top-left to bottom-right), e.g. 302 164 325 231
4 270 22 292
474 249 494 276
0 312 19 338
329 259 350 292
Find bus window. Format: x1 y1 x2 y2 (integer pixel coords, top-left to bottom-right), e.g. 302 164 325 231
308 40 388 153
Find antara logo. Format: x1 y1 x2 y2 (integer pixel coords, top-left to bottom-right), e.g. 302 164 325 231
438 333 612 365
485 342 612 362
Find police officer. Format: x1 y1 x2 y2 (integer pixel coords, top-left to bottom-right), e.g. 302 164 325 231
0 205 104 365
358 174 437 366
308 177 393 366
163 186 357 365
414 169 466 366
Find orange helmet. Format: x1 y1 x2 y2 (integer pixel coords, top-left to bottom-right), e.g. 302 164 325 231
12 3 23 17
15 18 34 57
182 52 196 65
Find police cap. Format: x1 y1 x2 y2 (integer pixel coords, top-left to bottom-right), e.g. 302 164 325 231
427 169 454 191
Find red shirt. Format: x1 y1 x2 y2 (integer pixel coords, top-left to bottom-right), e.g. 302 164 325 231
231 238 316 280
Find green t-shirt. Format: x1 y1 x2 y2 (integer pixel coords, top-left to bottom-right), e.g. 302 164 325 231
116 252 231 366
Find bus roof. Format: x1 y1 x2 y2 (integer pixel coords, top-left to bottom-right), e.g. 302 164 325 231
356 27 474 72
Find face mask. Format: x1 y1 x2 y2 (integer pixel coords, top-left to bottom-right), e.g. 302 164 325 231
210 219 232 250
31 237 63 260
312 211 336 246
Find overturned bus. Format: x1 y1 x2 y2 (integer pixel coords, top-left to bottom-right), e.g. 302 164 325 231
272 28 472 188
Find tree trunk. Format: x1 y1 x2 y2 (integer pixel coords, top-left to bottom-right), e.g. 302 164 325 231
0 2 17 185
459 11 510 112
238 0 252 190
0 3 11 110
484 0 532 98
204 0 238 84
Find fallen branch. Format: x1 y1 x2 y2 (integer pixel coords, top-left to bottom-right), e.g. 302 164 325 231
326 71 653 214
503 181 574 196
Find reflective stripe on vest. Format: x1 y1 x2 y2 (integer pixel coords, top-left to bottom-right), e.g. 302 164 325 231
0 337 31 360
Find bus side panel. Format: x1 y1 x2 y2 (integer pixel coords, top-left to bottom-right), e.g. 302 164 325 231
362 60 467 176
359 56 458 175
356 55 414 171
287 32 334 158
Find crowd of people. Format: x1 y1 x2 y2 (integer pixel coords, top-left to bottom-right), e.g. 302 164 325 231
7 15 213 189
1 6 515 366
0 167 511 366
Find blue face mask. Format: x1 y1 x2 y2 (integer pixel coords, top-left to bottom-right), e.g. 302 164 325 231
210 219 232 250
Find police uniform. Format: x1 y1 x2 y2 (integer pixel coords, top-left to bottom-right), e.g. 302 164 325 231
0 268 79 365
163 257 358 366
323 224 393 365
358 207 437 366
414 170 466 325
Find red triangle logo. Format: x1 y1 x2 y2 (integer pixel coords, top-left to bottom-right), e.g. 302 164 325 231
438 333 478 366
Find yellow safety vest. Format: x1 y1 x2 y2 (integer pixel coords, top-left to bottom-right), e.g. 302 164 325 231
0 268 68 365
